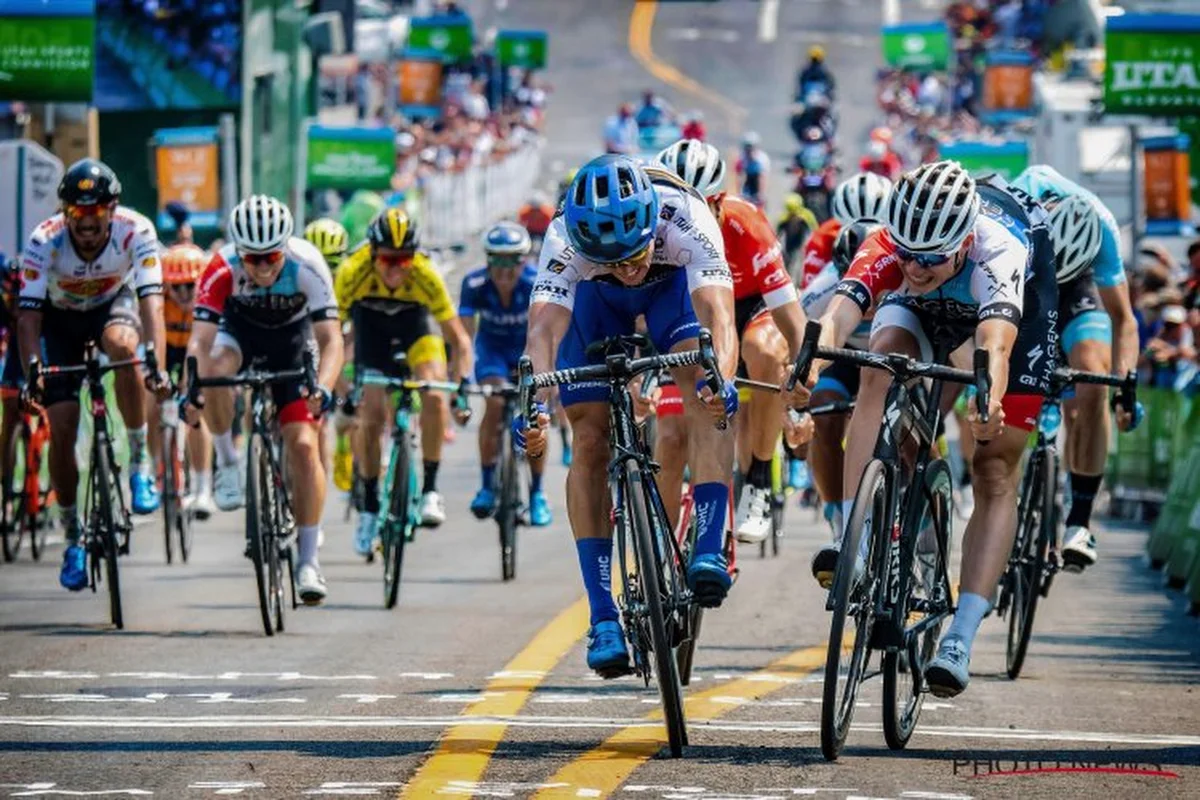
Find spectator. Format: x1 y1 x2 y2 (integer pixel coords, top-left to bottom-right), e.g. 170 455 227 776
604 103 640 154
735 131 770 208
634 90 673 131
1183 239 1200 309
462 78 490 121
681 110 707 141
1143 304 1195 388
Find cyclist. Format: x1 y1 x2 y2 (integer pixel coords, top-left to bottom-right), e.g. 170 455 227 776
654 138 809 543
797 45 836 102
188 195 344 604
521 154 740 677
777 193 819 279
459 222 550 527
517 194 556 243
150 243 215 518
735 132 770 208
335 208 472 556
1010 165 1142 572
0 253 26 508
798 172 892 289
811 161 1058 698
17 159 170 591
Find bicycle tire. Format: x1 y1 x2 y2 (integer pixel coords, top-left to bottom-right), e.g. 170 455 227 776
28 429 50 562
177 443 194 563
626 460 688 758
161 425 178 564
94 447 124 630
382 434 412 609
246 432 275 636
821 458 887 762
674 513 702 687
497 437 518 582
2 423 29 562
883 458 953 750
1006 449 1052 679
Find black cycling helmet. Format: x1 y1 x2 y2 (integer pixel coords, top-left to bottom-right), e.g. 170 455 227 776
58 158 121 206
832 221 874 276
366 207 420 251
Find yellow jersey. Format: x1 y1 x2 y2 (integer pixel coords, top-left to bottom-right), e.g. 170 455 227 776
334 244 455 324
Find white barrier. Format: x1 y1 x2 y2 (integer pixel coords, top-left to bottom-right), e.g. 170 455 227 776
419 140 543 249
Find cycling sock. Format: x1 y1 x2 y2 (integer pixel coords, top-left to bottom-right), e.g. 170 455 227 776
1066 473 1102 529
213 431 238 467
59 505 79 543
363 476 380 515
692 481 729 558
190 469 209 495
530 471 543 494
576 537 619 625
747 457 772 489
946 591 991 650
422 460 439 494
481 464 496 491
297 524 320 566
127 425 148 466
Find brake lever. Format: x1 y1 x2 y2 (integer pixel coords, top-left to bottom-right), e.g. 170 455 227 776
517 355 536 427
973 348 992 446
697 328 728 431
787 319 823 392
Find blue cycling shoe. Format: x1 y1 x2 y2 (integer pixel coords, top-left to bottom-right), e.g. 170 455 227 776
687 552 732 608
586 619 631 678
131 469 160 515
470 487 497 520
59 544 88 591
529 490 552 527
561 444 573 467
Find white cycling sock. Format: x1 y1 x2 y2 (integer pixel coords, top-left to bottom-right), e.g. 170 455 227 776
127 425 149 466
298 524 321 566
213 431 238 467
945 591 991 650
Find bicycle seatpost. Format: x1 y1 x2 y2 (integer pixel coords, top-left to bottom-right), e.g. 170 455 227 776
787 319 823 392
973 348 992 446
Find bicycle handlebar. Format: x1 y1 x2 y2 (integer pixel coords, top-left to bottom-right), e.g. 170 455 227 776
1050 366 1138 412
185 350 318 407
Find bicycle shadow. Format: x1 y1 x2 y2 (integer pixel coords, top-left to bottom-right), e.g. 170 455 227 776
0 622 265 639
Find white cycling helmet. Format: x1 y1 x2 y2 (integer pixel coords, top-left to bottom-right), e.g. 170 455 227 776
1047 195 1102 283
886 160 979 253
656 138 726 198
831 172 893 225
228 194 294 254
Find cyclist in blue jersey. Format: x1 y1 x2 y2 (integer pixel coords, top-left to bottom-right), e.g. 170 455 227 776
1011 165 1142 572
459 222 551 527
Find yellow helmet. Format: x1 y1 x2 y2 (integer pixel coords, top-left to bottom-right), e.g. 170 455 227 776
366 207 420 251
304 218 349 268
784 193 805 215
809 45 826 61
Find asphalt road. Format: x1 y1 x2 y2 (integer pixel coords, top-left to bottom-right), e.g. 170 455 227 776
2 1 1198 798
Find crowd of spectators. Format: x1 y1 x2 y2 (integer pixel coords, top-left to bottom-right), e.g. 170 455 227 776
1131 241 1200 392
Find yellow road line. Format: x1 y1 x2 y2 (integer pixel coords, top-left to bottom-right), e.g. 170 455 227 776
628 0 747 131
398 597 590 798
532 642 829 799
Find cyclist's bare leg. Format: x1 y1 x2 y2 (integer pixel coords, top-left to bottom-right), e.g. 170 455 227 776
958 427 1028 598
196 345 241 437
415 359 449 465
282 420 325 528
735 398 751 475
565 401 612 542
187 416 212 481
1063 338 1111 477
0 394 21 490
741 318 788 464
477 378 505 471
100 324 145 431
355 385 388 482
654 412 689 531
808 390 846 504
46 401 81 510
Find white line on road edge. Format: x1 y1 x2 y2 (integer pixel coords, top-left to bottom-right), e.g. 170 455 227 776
758 0 780 43
4 714 1199 746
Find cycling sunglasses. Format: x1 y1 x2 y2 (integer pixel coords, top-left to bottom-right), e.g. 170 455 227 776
609 242 652 270
895 246 953 269
487 253 525 270
64 203 112 220
374 249 417 268
242 250 285 268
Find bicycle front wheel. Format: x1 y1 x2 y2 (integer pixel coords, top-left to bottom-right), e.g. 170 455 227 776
2 424 29 562
1006 449 1052 679
497 439 518 582
176 444 194 563
382 436 412 609
246 433 276 636
626 460 688 758
161 424 179 564
94 447 124 630
821 458 887 761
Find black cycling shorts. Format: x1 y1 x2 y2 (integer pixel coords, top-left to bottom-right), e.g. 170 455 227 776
215 309 317 421
42 284 141 406
352 304 440 379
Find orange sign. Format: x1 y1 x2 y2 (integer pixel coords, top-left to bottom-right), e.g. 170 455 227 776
983 64 1033 112
155 142 219 218
398 58 443 110
1143 145 1191 222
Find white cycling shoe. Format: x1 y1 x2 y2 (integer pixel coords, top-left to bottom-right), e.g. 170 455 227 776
296 563 327 606
184 489 217 520
419 491 446 527
213 464 244 511
1061 525 1097 573
734 485 772 544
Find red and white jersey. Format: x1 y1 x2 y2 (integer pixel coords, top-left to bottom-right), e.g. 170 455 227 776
720 195 796 310
195 237 338 329
799 218 841 289
19 207 163 312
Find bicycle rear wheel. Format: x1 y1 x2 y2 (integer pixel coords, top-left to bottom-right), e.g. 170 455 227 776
627 461 688 758
176 445 194 563
497 439 518 582
28 433 50 562
821 458 887 761
246 432 276 636
883 459 953 750
94 447 124 630
161 425 179 564
1006 449 1052 679
2 424 29 562
382 436 412 609
673 499 702 687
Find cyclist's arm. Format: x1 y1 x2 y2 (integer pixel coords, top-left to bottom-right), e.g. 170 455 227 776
525 301 570 401
438 315 473 383
312 317 344 392
186 320 218 378
819 293 866 351
138 293 168 372
1099 282 1138 377
691 285 737 379
15 309 41 373
458 313 477 342
974 317 1016 406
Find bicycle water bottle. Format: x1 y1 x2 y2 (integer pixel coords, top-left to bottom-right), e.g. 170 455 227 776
333 433 354 492
1040 402 1061 440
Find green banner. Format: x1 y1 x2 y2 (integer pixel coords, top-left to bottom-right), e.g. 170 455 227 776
407 16 473 62
881 22 950 72
306 126 396 192
1103 14 1200 116
496 30 547 69
0 13 95 103
939 140 1029 180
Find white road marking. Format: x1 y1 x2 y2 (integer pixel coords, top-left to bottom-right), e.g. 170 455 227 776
337 694 398 704
487 670 545 680
4 714 1198 746
789 31 869 48
437 781 570 797
758 0 780 43
8 671 384 683
575 791 602 799
14 692 307 705
302 783 404 797
664 28 740 43
397 672 454 680
187 782 266 796
4 786 153 797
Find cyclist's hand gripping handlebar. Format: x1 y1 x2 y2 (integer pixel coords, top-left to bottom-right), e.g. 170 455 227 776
973 348 993 446
696 328 731 431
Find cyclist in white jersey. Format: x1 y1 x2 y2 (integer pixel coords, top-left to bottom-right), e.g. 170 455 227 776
17 159 171 592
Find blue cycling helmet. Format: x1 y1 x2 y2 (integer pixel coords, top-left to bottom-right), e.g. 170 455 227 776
562 155 659 263
482 220 532 256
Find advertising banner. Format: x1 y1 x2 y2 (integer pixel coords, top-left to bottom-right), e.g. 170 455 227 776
1142 133 1192 236
397 53 444 118
1104 13 1200 116
980 50 1036 124
881 22 951 72
406 16 473 62
939 140 1029 180
307 125 396 191
0 0 95 103
496 30 547 69
0 141 64 258
153 126 221 231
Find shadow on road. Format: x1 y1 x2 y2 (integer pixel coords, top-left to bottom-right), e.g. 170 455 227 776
0 739 431 759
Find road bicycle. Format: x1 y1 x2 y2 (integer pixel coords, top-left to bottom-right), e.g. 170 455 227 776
150 352 193 565
29 342 147 629
465 381 525 581
996 365 1136 680
789 321 990 760
519 328 727 758
187 352 316 636
1 392 53 562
